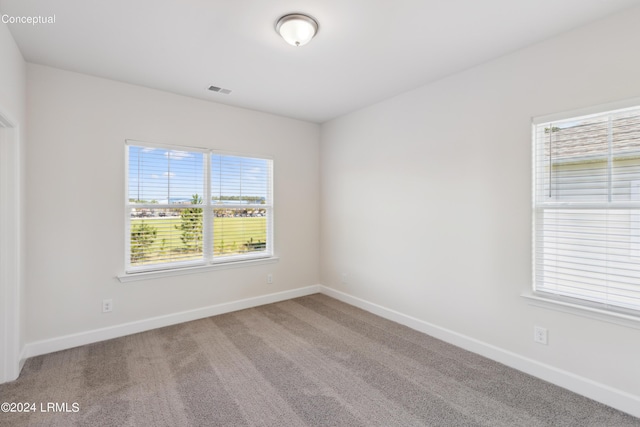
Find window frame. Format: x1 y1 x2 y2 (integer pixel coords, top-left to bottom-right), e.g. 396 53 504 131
529 98 640 324
121 140 276 280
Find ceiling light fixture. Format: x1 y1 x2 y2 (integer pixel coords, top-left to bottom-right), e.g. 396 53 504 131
275 13 318 47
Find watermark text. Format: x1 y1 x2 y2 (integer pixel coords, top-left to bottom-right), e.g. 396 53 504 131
1 402 79 413
2 14 56 25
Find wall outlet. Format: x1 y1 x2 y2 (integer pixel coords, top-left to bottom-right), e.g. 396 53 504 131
267 274 273 284
534 326 548 345
102 299 113 313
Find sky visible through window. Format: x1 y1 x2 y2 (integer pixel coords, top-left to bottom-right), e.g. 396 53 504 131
128 146 269 204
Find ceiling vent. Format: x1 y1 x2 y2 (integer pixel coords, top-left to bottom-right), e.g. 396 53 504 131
208 85 232 95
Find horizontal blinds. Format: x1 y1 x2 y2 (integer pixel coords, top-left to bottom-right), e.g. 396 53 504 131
126 144 273 272
534 106 640 312
128 146 204 204
129 208 204 267
213 209 269 257
211 154 272 258
211 154 273 204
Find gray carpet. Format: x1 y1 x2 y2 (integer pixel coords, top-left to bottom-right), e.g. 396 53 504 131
1 294 638 426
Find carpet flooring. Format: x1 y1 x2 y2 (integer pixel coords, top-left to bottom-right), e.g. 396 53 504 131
1 294 638 427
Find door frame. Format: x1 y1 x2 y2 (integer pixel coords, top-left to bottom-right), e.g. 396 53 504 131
0 108 22 383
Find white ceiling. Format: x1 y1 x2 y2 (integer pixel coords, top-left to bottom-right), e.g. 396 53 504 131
2 0 639 123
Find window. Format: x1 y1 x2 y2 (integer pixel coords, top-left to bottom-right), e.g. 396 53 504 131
125 141 273 274
533 103 640 315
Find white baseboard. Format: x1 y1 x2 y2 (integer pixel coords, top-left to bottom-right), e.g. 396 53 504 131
318 285 640 419
24 285 321 359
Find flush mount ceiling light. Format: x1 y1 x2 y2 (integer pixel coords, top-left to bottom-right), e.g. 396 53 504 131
275 13 318 47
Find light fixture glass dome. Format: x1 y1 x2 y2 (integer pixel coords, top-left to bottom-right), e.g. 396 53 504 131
276 14 318 47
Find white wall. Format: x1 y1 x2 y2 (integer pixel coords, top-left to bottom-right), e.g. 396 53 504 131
0 20 26 381
0 23 26 117
320 5 640 413
25 64 319 344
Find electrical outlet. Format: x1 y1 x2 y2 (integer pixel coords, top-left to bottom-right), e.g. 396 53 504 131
267 274 273 284
534 326 548 345
102 299 113 313
340 273 348 284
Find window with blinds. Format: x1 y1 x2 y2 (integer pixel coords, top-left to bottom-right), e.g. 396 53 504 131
533 104 640 314
126 142 273 273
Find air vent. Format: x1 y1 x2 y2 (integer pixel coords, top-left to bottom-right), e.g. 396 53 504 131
208 85 232 95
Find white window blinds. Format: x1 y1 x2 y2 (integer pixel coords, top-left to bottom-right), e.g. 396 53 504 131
533 105 640 314
126 142 273 273
211 154 273 259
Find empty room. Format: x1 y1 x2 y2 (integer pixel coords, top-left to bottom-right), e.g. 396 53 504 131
1 0 640 425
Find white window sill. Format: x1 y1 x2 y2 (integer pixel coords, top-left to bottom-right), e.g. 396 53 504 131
117 256 279 283
522 292 640 330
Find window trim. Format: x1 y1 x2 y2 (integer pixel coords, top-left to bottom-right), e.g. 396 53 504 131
117 256 279 283
530 97 640 321
522 291 640 330
122 140 274 277
531 97 640 127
